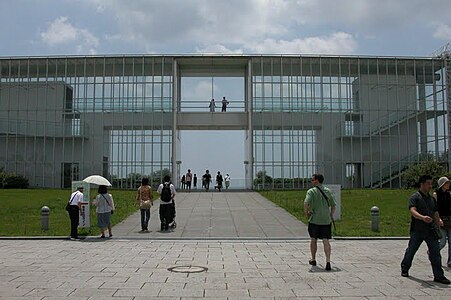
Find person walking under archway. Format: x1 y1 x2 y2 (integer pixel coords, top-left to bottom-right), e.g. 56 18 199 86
203 170 211 191
224 174 230 190
185 169 193 191
216 171 223 192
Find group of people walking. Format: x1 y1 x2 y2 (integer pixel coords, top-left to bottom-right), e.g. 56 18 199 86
400 175 451 284
135 176 177 232
181 169 230 191
67 171 451 285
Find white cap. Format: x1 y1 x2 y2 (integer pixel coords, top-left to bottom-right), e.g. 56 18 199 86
437 176 450 189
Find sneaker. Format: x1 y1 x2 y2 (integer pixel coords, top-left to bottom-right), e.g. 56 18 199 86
325 262 331 271
309 259 317 266
433 277 451 284
401 270 409 277
70 237 80 241
100 235 105 238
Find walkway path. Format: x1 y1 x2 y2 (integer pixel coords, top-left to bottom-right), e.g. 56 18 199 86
113 192 309 238
1 239 450 299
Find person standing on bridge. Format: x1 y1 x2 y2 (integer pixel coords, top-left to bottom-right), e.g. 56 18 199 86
221 96 229 112
304 173 336 271
209 98 216 112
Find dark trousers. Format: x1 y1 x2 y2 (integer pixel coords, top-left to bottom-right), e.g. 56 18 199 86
68 206 79 238
159 204 172 230
140 208 150 230
401 230 444 278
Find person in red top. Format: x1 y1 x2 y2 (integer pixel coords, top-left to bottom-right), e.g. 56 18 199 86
136 178 153 232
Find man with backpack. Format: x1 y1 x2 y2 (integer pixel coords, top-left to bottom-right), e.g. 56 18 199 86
157 175 176 231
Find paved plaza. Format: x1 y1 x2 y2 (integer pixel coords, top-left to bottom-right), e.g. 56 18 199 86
1 239 451 299
1 192 450 299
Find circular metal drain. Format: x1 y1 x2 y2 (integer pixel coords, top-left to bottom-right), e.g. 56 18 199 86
167 265 208 273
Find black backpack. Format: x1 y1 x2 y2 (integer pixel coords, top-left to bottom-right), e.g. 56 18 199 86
160 183 172 202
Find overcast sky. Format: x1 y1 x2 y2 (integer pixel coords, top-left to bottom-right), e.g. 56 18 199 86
1 0 451 184
2 0 451 57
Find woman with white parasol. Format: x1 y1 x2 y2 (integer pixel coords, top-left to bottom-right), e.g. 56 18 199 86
83 175 114 238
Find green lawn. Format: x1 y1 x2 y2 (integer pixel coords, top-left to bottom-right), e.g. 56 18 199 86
1 188 416 237
260 189 415 237
0 189 153 236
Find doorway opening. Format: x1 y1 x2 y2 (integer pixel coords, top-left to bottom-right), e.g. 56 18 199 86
179 130 245 189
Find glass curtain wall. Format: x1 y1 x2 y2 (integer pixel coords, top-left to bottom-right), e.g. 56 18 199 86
0 55 448 189
0 56 173 188
251 56 448 189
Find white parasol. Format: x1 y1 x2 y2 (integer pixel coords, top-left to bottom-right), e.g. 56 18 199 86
82 175 112 186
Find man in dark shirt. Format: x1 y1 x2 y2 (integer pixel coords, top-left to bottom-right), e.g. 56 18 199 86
400 175 450 284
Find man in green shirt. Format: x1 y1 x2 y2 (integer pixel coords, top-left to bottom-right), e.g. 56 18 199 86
304 174 336 271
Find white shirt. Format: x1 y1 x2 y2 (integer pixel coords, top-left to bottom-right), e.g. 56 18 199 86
157 182 176 204
225 175 230 182
93 193 115 213
69 191 83 205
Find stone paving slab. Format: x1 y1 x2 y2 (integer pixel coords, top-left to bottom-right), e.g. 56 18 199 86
112 192 309 238
0 239 450 299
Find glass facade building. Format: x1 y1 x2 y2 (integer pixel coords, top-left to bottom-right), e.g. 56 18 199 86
0 55 449 189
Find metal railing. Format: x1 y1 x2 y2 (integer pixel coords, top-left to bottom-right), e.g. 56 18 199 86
0 118 89 138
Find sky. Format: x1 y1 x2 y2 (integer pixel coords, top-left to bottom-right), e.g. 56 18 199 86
1 0 451 184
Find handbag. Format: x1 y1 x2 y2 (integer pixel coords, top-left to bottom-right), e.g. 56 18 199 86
442 216 451 229
418 191 443 240
431 223 443 240
66 192 78 211
101 194 114 215
140 200 151 209
315 186 337 233
138 186 152 209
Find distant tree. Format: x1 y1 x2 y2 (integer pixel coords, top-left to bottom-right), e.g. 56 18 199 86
0 168 29 189
254 170 273 186
402 160 445 188
151 168 171 186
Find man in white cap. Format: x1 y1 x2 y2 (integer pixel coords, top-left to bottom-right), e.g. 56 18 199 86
67 186 84 240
